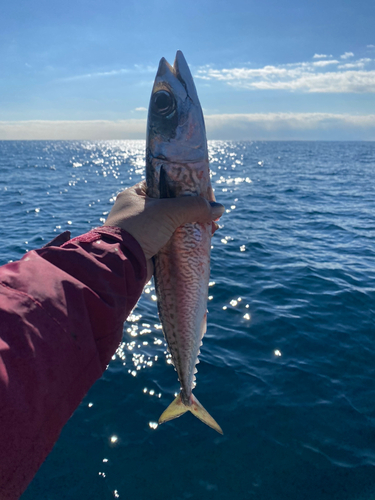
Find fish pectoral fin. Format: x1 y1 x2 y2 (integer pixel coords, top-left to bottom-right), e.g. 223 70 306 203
159 165 176 198
158 393 189 424
158 393 223 435
188 394 223 435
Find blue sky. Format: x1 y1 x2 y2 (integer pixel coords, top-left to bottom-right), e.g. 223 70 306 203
1 0 375 140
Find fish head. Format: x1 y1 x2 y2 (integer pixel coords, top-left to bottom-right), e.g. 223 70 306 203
146 50 208 164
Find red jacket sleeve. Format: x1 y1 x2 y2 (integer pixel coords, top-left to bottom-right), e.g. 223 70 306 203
0 227 147 499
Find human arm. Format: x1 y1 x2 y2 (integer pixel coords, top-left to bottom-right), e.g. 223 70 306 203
0 227 147 499
0 181 224 499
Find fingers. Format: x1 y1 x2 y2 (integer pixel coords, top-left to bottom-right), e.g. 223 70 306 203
209 201 226 220
155 196 225 229
115 182 224 228
133 180 147 197
212 221 220 235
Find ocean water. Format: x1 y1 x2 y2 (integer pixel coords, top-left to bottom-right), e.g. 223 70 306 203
1 140 375 499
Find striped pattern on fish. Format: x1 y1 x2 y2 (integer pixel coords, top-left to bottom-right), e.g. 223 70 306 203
146 51 223 433
154 215 211 402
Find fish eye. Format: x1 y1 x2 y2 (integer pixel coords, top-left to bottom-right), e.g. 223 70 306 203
152 90 175 117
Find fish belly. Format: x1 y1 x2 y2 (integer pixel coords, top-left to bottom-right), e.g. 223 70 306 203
154 221 211 403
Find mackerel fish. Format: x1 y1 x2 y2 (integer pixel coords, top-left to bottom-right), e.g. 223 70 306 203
146 50 223 434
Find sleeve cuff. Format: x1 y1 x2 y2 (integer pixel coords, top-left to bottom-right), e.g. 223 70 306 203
65 226 147 265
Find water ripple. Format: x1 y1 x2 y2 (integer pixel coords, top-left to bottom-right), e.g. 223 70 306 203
2 140 375 499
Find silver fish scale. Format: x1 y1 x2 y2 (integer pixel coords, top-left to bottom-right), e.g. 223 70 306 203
145 52 223 433
154 221 211 404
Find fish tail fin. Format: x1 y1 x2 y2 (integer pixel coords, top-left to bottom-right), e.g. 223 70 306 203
188 393 223 434
158 393 189 423
158 393 223 435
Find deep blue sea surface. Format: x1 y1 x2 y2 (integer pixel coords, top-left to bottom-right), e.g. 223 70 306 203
1 140 375 499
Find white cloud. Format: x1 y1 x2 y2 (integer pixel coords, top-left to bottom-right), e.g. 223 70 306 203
205 113 375 140
206 112 375 129
313 54 330 59
312 60 339 67
134 107 147 112
340 52 354 59
0 120 147 140
63 65 156 81
1 114 375 141
195 57 375 93
338 58 371 69
367 45 375 49
64 69 131 81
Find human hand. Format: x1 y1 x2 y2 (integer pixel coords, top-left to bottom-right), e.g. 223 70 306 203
104 181 225 281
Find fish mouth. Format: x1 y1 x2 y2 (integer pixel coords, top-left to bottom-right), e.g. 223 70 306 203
155 51 199 105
